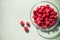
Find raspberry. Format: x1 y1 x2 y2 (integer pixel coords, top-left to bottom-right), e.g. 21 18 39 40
54 12 57 15
24 26 28 31
45 18 49 21
42 25 47 29
50 20 56 27
54 16 57 19
50 8 54 11
38 9 42 13
26 22 30 27
50 15 55 19
40 6 45 10
32 15 37 20
37 21 41 25
49 18 53 22
39 17 43 21
46 4 50 7
42 14 46 18
52 20 56 25
36 12 39 16
33 10 36 15
45 13 49 17
38 14 42 17
50 23 53 27
45 9 50 13
51 12 54 15
34 20 37 23
24 26 29 33
45 21 50 25
36 7 40 12
36 17 40 21
20 21 24 26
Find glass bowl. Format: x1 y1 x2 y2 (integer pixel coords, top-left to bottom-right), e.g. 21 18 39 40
30 1 59 32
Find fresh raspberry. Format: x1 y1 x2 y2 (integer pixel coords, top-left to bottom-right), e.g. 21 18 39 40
49 18 53 22
36 7 40 12
36 12 39 16
54 16 57 19
49 23 53 27
45 21 50 25
38 9 42 13
37 21 41 25
32 15 37 20
45 9 50 13
26 22 30 27
38 14 42 17
40 6 45 10
42 14 46 18
50 20 56 27
45 13 49 17
42 25 47 29
45 18 49 21
34 20 37 23
36 17 40 21
20 21 24 26
33 10 36 15
51 12 54 15
24 26 29 31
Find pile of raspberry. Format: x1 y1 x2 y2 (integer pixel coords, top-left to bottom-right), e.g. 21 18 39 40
32 5 58 29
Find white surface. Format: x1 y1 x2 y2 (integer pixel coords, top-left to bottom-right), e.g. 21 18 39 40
0 0 60 40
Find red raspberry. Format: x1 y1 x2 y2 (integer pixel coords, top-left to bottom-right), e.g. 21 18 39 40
37 21 41 25
50 15 55 19
49 23 53 27
39 17 43 21
32 15 37 20
54 12 57 15
20 21 24 26
54 16 57 19
36 17 40 21
52 20 56 25
24 26 29 31
45 21 50 25
45 13 49 17
41 22 45 26
38 14 42 17
50 8 54 11
26 22 30 26
51 12 54 15
36 7 40 12
40 6 45 10
36 12 39 16
49 18 53 22
33 10 36 15
34 20 37 23
46 5 50 8
38 9 42 13
45 9 50 13
49 20 56 27
39 23 42 26
46 4 50 6
42 25 47 29
43 10 46 13
45 18 49 21
42 14 46 18
51 11 57 15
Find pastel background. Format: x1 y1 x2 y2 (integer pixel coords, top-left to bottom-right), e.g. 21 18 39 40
0 0 60 40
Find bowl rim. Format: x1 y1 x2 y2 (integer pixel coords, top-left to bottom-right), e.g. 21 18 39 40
30 1 60 31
